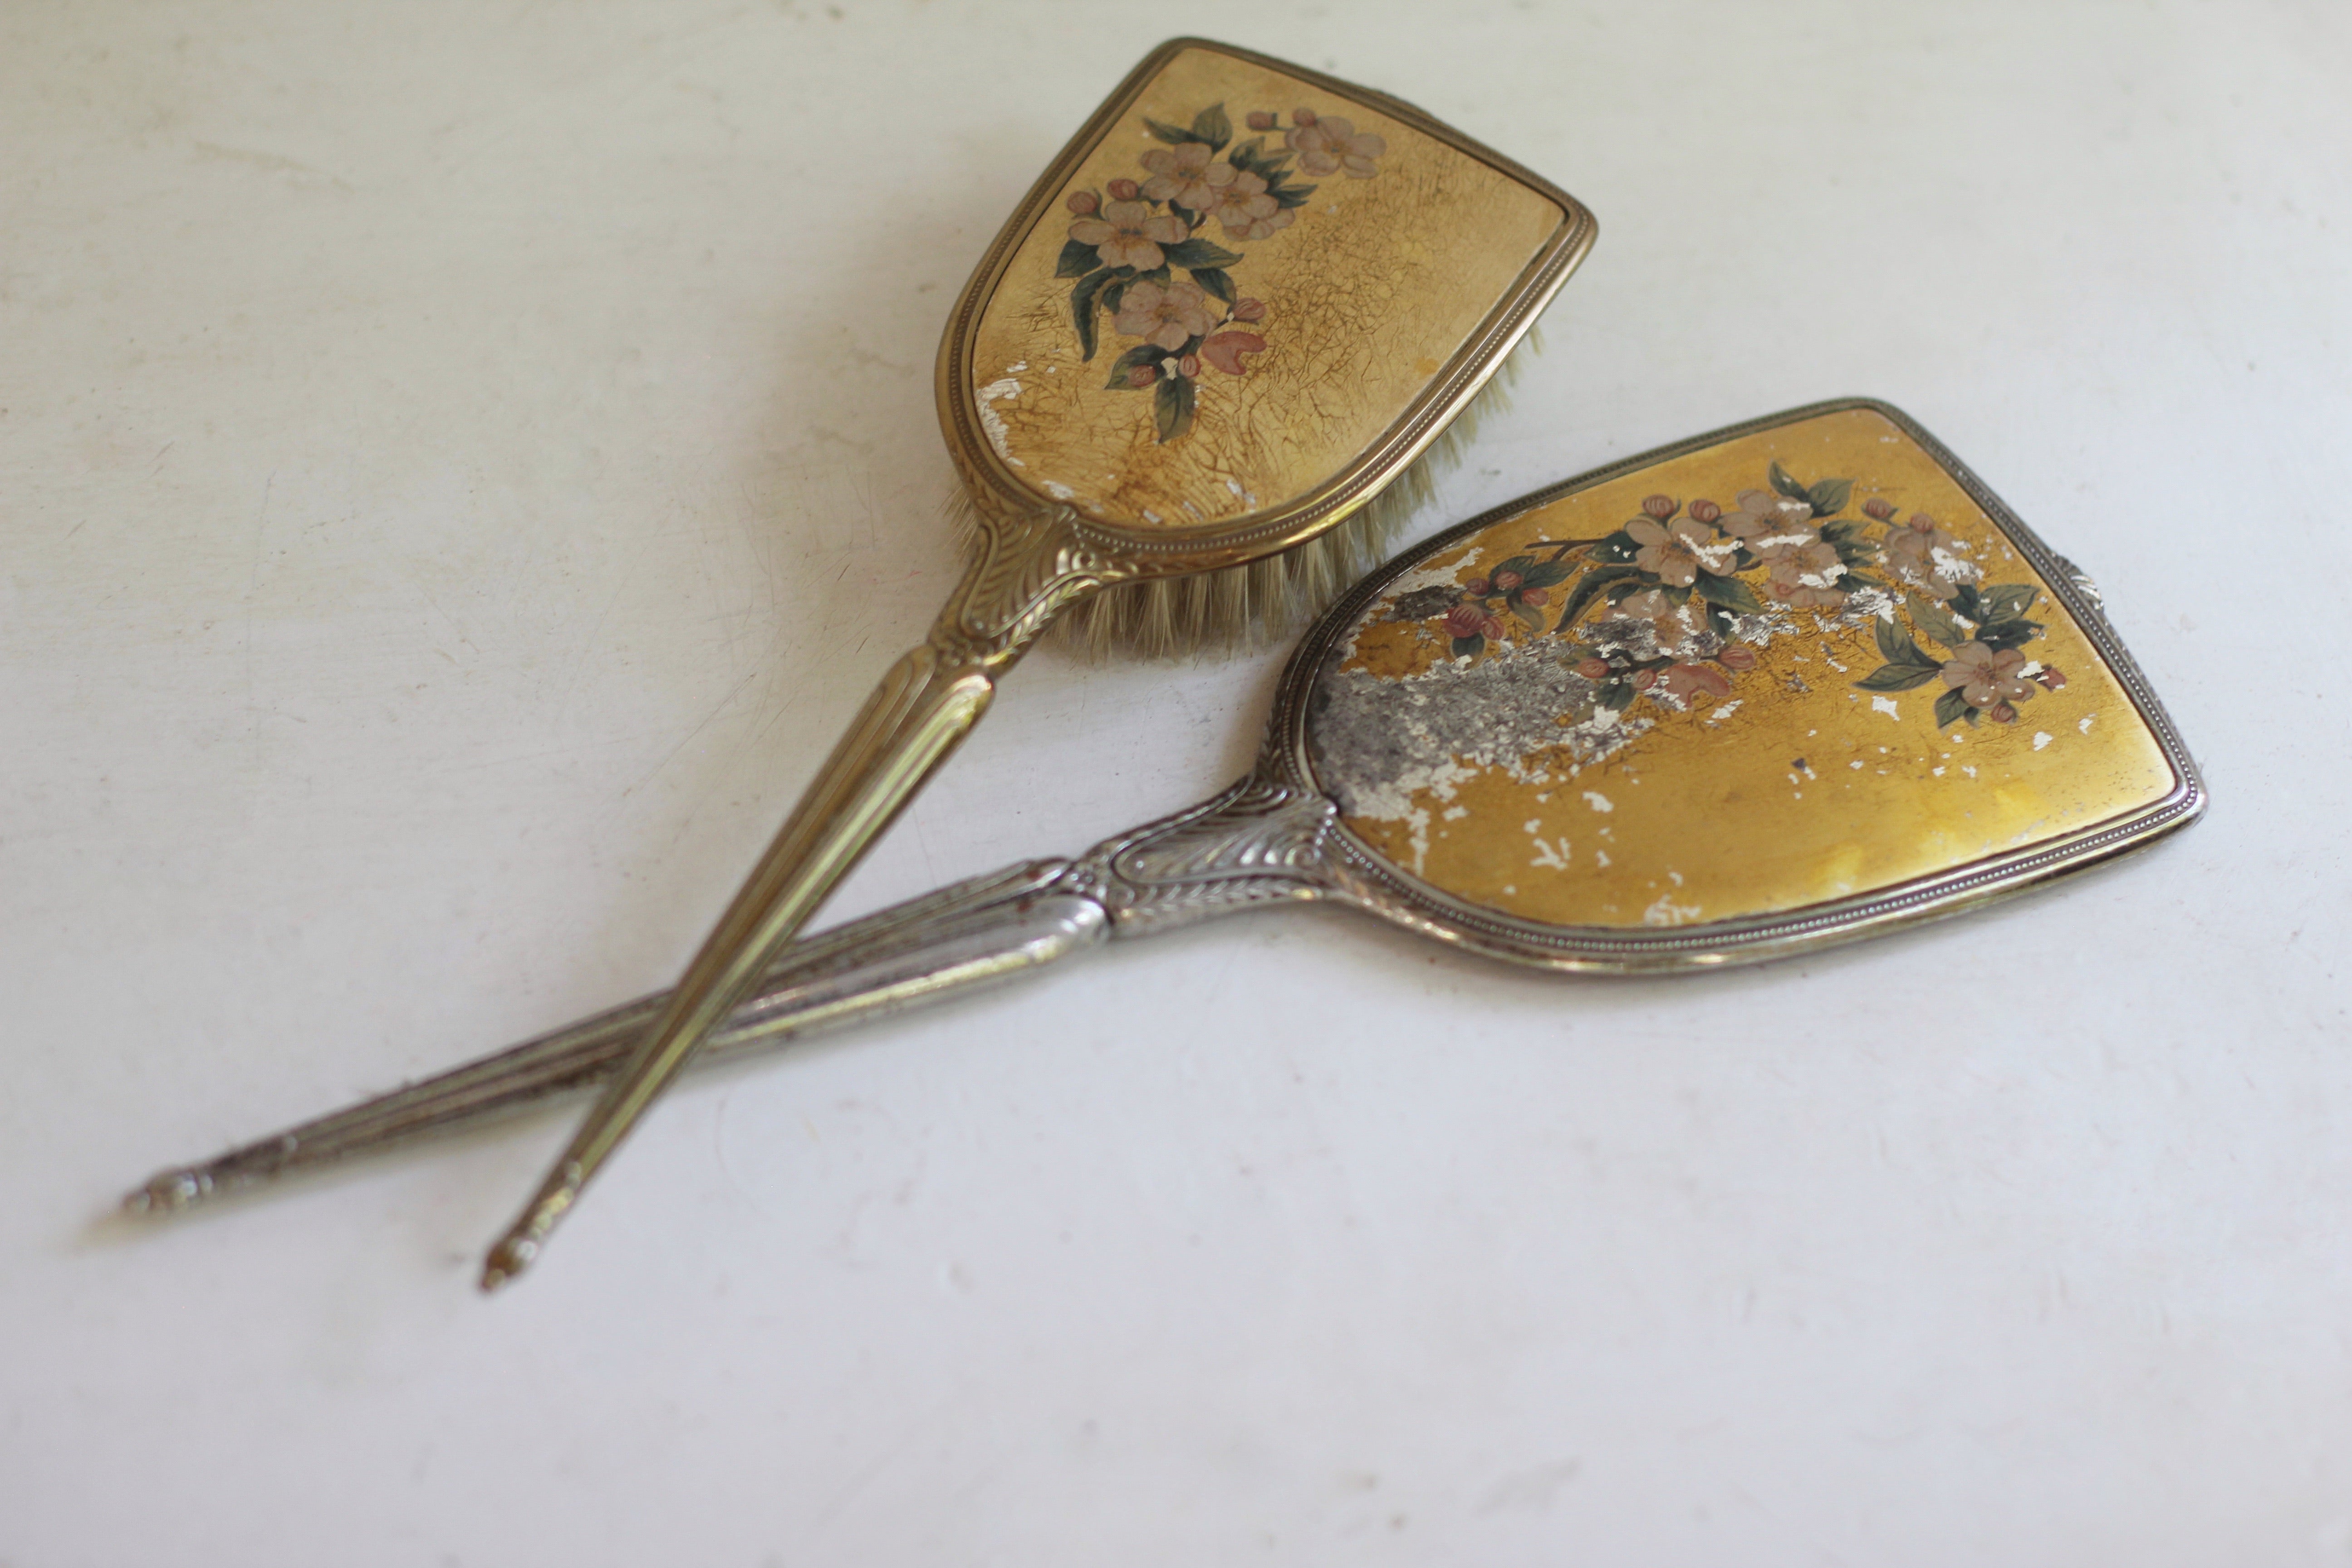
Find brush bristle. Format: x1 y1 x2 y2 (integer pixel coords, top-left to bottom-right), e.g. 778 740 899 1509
947 331 1538 659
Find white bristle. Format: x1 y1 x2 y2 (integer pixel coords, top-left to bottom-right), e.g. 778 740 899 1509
945 332 1534 659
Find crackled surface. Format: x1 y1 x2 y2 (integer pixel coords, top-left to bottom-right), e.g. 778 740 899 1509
962 44 1566 530
1305 407 2180 929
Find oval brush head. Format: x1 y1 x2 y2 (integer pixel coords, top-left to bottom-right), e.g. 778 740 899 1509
951 327 1541 659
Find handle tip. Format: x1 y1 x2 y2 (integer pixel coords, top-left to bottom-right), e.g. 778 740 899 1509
122 1168 208 1216
479 1238 533 1293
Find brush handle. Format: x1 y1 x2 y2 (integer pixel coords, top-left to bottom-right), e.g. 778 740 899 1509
126 862 1106 1212
481 509 1109 1289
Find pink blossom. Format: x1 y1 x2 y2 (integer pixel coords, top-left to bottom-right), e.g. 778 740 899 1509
1717 488 1818 563
1199 330 1266 376
1112 278 1215 351
1662 663 1732 700
1627 516 1735 586
1941 642 2037 710
1766 541 1848 610
1068 199 1187 271
1286 113 1386 178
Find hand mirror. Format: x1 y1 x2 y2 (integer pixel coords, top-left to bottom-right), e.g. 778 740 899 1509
137 400 2201 1210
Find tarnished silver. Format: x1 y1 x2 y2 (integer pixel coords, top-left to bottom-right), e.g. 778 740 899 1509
129 399 2204 1214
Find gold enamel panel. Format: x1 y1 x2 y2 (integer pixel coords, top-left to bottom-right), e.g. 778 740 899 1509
1296 402 2200 955
941 39 1589 545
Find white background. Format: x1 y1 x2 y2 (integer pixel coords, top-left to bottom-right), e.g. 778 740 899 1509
4 2 2346 1563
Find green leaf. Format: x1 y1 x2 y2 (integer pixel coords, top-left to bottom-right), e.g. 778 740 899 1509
1509 598 1546 636
1855 663 1943 693
1555 564 1640 630
1136 265 1171 284
1806 477 1853 516
1521 560 1574 589
1451 633 1485 660
1598 681 1639 713
1102 279 1130 317
1144 116 1209 146
1189 266 1235 305
1492 555 1537 580
1874 618 1940 669
1056 238 1100 279
1070 269 1117 360
1605 579 1646 604
1769 460 1812 504
1103 343 1161 389
1832 537 1880 569
1588 530 1640 564
1190 103 1232 149
1692 572 1763 614
1153 373 1196 442
1978 583 2039 623
1272 183 1317 209
1906 594 1967 649
1228 136 1267 172
1933 686 1975 729
1949 583 1983 622
1818 519 1861 545
1162 236 1244 270
1975 617 2044 652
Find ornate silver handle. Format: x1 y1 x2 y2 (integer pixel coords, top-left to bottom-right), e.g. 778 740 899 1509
127 862 1105 1212
125 771 1347 1215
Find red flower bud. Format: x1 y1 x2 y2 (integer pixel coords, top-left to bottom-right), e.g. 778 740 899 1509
1480 613 1508 640
1862 497 1894 521
1126 365 1158 388
1247 111 1276 131
1631 668 1657 691
1988 701 2017 724
1463 577 1490 597
1492 570 1524 593
1230 296 1267 322
1066 189 1099 216
1718 644 1759 671
1642 494 1677 518
1293 107 1318 126
1907 512 1936 532
1687 499 1721 524
1519 587 1548 607
1178 353 1200 380
1442 603 1485 639
1107 177 1140 201
2036 667 2067 690
1576 657 1611 680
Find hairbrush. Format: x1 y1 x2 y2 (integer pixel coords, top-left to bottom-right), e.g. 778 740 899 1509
473 39 1596 1285
133 402 2200 1214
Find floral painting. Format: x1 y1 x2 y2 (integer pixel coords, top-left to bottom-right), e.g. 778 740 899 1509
1059 103 1382 442
1393 461 2063 732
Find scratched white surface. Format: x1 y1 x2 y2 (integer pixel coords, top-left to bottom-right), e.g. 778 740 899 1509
4 3 2347 1564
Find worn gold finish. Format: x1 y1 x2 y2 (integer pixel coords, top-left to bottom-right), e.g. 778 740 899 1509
964 47 1567 533
132 402 2200 1217
1307 404 2185 944
485 37 1595 1287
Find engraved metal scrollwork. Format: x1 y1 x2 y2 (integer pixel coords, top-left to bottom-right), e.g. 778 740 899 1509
931 502 1122 668
1063 772 1345 936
